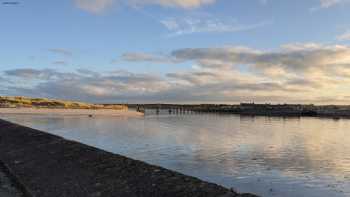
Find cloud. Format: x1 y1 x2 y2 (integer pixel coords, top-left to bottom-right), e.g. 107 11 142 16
160 16 271 36
120 52 178 63
2 69 172 102
1 67 293 103
74 0 217 13
4 69 58 80
129 0 216 9
311 0 349 11
74 0 115 14
3 43 350 104
170 43 350 73
53 61 68 65
319 0 342 8
48 48 73 57
337 30 350 41
118 43 350 103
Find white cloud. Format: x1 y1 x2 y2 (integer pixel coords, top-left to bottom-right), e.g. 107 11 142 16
74 0 217 13
74 0 115 14
319 0 342 8
129 0 216 9
311 0 349 11
160 16 271 36
337 30 350 41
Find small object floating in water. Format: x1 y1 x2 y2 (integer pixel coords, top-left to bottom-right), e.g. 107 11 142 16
136 106 145 113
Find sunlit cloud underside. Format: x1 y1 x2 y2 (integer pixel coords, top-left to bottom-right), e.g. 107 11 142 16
2 43 350 104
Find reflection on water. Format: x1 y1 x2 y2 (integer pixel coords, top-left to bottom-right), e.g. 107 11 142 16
1 112 350 197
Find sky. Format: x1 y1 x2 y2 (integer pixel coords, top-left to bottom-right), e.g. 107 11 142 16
1 0 350 104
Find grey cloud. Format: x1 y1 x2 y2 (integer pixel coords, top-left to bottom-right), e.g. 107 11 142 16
121 52 178 63
167 71 220 85
172 45 350 72
1 68 303 103
3 44 350 104
76 69 101 77
285 78 324 89
4 69 58 80
4 68 84 82
171 47 260 62
168 70 297 93
53 61 68 65
122 44 350 77
2 69 171 102
115 43 350 103
48 48 73 57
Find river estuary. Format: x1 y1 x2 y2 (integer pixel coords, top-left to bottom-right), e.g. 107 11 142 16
1 111 350 197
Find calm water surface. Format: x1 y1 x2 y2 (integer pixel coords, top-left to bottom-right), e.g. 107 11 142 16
1 111 350 197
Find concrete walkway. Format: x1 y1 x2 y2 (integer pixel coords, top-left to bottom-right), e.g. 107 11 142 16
0 170 23 197
0 119 257 197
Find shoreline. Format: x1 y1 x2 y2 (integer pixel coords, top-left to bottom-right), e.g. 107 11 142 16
0 108 144 117
133 104 350 119
0 119 257 197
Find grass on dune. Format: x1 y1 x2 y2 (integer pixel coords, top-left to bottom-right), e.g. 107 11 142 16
0 96 127 110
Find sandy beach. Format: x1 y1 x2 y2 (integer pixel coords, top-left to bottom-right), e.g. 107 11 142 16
0 108 144 117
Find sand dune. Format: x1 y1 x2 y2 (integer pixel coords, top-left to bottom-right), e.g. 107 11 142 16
0 108 143 117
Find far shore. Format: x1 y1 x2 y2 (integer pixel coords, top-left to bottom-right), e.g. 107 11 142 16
0 108 144 117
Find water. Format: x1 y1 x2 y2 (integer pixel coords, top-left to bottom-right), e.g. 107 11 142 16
1 111 350 197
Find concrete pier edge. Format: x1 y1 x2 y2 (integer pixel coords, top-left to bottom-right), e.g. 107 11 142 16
0 119 257 197
0 160 31 197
